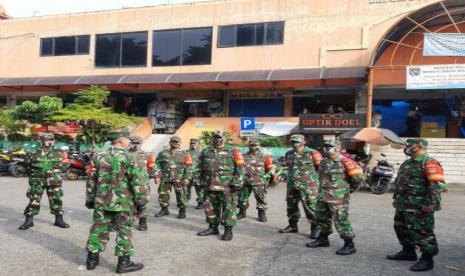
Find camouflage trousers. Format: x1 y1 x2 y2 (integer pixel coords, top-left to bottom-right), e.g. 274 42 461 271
204 190 238 227
316 201 354 239
286 187 317 223
136 204 148 220
238 185 267 211
86 210 134 257
158 182 187 208
24 179 64 216
394 210 438 255
185 183 204 203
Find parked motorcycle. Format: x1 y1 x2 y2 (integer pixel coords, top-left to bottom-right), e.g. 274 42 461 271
0 149 27 177
63 151 92 181
369 153 395 194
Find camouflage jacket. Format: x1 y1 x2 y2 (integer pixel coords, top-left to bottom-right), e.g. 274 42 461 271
128 149 151 190
26 147 65 181
86 146 150 212
154 149 192 183
199 145 245 191
318 155 364 205
286 147 322 189
244 151 271 186
187 148 202 183
393 153 446 212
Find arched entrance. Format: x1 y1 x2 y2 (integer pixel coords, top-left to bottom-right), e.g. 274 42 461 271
368 0 465 138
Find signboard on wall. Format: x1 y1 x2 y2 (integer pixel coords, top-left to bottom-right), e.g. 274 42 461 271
406 64 465 90
230 91 291 99
424 33 465 56
299 113 366 133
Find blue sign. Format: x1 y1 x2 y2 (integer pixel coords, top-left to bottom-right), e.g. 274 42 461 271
240 117 256 130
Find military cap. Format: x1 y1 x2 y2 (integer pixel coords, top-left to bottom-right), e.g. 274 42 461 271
130 136 143 144
107 130 130 141
249 140 260 146
290 134 304 142
212 130 225 138
190 138 199 143
39 133 55 140
170 136 181 142
406 138 428 148
324 139 341 147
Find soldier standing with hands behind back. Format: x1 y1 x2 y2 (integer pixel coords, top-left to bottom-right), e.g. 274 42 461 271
387 138 446 272
186 138 205 209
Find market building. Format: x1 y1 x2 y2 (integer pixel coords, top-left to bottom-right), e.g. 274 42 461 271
0 0 464 139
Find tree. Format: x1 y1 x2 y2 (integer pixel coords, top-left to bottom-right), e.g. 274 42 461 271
0 108 29 141
10 96 63 125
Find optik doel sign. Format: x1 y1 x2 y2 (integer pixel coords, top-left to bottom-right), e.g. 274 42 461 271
299 114 366 133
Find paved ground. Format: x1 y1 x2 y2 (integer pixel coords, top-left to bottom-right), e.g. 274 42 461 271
0 177 464 276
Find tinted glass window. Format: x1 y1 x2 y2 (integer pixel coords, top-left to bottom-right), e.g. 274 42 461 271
54 36 76 56
121 32 147 66
153 30 182 66
255 23 265 45
182 28 212 66
218 25 236 47
77 35 90 54
41 38 54 56
266 22 284 44
95 34 121 67
236 24 255 46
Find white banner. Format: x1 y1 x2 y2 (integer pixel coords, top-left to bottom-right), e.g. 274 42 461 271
424 33 465 56
406 64 465 90
258 122 297 136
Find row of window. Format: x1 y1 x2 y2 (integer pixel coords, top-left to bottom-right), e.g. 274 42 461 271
40 21 284 67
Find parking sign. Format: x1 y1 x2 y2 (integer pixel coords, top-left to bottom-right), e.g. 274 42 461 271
240 117 255 131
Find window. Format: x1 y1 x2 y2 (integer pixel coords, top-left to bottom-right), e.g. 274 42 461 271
40 35 90 56
218 21 284 48
95 31 147 68
152 27 212 66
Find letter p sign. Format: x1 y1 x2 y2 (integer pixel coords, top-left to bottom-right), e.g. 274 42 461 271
240 117 256 131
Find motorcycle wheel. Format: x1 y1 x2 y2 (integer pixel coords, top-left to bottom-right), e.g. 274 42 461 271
65 169 80 181
10 165 27 178
371 179 390 194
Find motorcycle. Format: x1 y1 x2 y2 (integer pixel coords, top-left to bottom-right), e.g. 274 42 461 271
369 153 395 194
0 149 27 177
268 156 287 187
63 151 92 181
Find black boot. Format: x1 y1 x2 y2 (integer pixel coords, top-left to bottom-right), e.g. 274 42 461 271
137 218 147 231
177 208 186 219
306 235 330 248
195 202 204 210
222 226 233 241
336 239 356 255
258 210 267 222
237 207 246 220
18 216 34 230
54 215 70 228
109 221 117 232
410 254 434 272
310 223 321 239
279 221 298 233
155 207 169 217
86 252 99 270
116 256 144 274
197 225 219 236
387 247 418 261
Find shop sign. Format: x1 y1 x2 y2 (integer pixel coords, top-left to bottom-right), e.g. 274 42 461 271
407 64 465 90
299 113 366 132
230 91 290 99
424 33 465 56
368 0 417 4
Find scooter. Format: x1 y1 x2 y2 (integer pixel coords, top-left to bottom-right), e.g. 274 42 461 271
370 153 395 194
0 149 27 177
63 152 92 181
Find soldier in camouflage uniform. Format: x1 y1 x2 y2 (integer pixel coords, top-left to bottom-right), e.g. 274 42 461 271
186 138 205 209
128 136 154 231
237 140 273 222
306 139 364 256
154 136 192 219
387 138 446 272
279 134 323 239
197 130 245 241
19 133 70 230
85 131 149 273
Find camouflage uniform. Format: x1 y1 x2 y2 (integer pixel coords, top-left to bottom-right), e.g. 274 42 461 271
85 145 149 257
186 139 204 206
154 144 192 210
392 139 446 258
128 138 152 221
238 141 272 221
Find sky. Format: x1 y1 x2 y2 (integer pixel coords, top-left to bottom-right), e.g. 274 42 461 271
1 0 211 18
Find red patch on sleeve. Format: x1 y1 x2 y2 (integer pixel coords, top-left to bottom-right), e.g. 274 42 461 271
424 161 444 182
311 151 323 166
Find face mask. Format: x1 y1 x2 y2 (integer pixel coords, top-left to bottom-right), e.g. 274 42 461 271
292 142 303 148
404 146 419 157
213 137 224 146
43 140 54 148
189 143 197 150
170 142 180 149
129 143 140 151
323 147 338 156
249 146 259 152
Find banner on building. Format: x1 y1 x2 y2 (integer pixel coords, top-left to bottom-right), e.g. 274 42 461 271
423 33 465 56
406 64 465 90
299 113 366 133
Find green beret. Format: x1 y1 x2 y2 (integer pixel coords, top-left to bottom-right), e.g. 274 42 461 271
406 138 428 147
290 134 304 142
107 130 130 141
324 139 340 147
39 133 55 141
